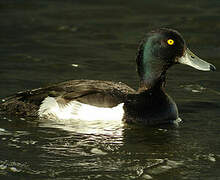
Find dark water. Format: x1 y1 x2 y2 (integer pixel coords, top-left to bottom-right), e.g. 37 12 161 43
0 0 220 179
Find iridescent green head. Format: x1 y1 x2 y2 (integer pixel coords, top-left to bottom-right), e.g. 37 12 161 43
136 28 215 90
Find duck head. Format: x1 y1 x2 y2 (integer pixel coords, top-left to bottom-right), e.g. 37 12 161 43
136 28 216 90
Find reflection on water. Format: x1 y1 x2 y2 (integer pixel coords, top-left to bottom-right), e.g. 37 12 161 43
0 114 219 179
39 118 124 136
181 84 220 95
0 0 220 179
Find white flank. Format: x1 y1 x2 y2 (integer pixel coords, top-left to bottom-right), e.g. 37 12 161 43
38 97 124 121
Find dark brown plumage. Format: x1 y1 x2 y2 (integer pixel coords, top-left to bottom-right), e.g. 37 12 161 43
0 80 135 117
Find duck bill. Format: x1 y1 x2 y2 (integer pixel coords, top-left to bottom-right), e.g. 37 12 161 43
178 48 216 71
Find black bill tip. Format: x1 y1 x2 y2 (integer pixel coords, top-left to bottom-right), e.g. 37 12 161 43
210 64 216 71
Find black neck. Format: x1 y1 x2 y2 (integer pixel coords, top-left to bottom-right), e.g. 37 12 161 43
138 73 166 93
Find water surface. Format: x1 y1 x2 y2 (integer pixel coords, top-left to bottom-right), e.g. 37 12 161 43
0 0 220 179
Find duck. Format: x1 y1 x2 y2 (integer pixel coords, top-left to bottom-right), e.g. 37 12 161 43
0 28 216 125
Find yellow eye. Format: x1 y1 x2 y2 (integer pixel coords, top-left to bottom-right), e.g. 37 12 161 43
167 39 174 45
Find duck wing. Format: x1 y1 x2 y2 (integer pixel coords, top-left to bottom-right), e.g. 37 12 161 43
1 80 136 117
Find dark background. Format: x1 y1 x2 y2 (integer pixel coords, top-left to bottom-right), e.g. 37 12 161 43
0 0 220 179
